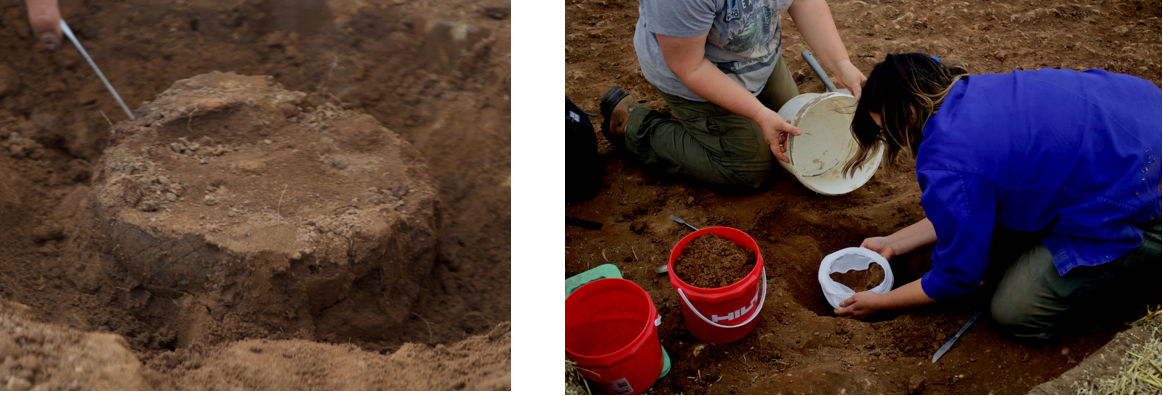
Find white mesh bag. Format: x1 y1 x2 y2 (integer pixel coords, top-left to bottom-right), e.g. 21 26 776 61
818 247 894 310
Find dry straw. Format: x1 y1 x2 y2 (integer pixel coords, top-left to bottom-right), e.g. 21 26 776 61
566 358 593 395
1073 306 1162 395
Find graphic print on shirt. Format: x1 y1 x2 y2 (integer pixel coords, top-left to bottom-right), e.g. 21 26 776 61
710 0 783 75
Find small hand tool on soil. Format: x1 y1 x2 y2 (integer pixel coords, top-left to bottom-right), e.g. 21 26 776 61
669 215 700 231
566 216 603 230
656 216 701 274
932 310 982 363
59 19 135 120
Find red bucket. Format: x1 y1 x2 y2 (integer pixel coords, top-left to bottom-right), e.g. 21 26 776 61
667 227 766 344
565 278 663 395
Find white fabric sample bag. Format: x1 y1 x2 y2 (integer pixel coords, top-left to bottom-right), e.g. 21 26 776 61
818 247 894 310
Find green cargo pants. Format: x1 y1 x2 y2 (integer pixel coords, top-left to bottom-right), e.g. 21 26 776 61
623 55 800 194
990 220 1162 341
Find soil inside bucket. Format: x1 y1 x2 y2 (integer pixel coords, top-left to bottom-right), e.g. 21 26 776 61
673 234 756 289
830 263 885 293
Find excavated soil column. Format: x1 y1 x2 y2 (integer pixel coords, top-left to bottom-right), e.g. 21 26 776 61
85 72 441 346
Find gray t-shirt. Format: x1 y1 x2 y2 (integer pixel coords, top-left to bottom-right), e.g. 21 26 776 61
634 0 794 102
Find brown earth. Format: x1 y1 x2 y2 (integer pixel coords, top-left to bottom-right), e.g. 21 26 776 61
673 233 757 289
831 263 885 293
1027 314 1159 395
566 0 1161 394
0 297 510 391
0 0 509 390
80 71 444 350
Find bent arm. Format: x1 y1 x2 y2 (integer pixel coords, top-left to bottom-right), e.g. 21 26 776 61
886 218 938 256
786 0 866 97
657 33 802 161
656 33 772 122
876 278 936 309
834 277 936 319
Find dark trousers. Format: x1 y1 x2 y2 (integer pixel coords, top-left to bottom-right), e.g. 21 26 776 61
990 220 1162 340
622 55 799 194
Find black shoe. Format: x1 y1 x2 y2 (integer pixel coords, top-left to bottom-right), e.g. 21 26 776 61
599 86 634 150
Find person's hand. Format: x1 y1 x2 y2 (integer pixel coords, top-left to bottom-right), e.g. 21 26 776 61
835 59 866 100
755 107 801 163
25 0 62 51
834 291 882 319
860 236 896 261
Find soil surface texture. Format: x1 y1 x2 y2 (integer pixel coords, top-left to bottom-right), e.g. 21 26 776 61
674 234 756 289
0 297 510 391
82 71 443 349
831 263 885 293
0 0 509 390
1027 315 1159 395
566 0 1161 394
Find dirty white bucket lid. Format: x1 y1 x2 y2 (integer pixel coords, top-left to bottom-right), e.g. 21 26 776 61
776 92 883 195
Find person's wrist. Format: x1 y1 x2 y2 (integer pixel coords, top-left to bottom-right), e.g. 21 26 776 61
834 58 856 73
751 106 776 123
866 290 885 311
880 237 899 259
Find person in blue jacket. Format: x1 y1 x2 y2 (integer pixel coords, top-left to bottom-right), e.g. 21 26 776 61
834 53 1162 341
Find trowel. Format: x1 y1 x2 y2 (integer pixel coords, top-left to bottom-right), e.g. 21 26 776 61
931 310 982 363
656 216 700 274
59 19 135 120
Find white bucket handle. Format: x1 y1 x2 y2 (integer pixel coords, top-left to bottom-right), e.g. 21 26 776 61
676 267 767 329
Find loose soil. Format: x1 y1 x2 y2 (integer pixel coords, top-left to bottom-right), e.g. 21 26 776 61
0 0 509 390
81 71 444 349
674 234 756 289
0 297 510 391
831 263 885 293
566 0 1161 394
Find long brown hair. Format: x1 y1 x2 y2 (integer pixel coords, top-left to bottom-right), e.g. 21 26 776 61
843 53 968 177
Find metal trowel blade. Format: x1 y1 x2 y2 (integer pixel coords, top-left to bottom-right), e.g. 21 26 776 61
60 19 135 120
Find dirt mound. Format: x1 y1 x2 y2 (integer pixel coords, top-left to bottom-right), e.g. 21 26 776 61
71 71 441 348
0 296 509 391
0 298 150 391
170 322 511 391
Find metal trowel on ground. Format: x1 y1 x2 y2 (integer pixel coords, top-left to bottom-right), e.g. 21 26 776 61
656 216 700 274
932 310 983 363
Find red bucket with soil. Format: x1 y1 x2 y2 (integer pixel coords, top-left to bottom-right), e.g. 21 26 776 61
667 227 766 344
565 278 663 395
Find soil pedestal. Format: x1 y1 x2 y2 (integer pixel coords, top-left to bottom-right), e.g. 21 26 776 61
83 72 442 346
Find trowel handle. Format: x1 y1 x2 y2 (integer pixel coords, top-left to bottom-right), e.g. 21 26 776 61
801 50 837 93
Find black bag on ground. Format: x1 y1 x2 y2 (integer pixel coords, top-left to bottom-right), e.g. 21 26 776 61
566 96 602 205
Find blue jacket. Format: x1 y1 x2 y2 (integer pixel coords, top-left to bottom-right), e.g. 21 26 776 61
916 69 1162 300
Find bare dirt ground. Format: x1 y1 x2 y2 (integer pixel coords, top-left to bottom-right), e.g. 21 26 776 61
1 297 510 391
0 0 509 390
566 0 1161 394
